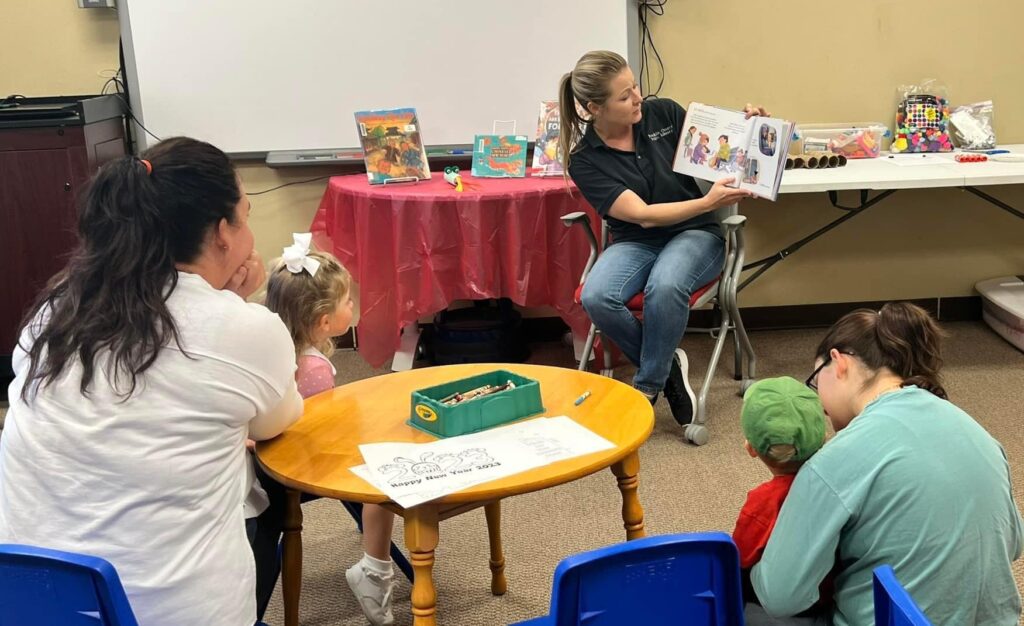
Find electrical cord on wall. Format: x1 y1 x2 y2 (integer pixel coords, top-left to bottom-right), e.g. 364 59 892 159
637 0 667 99
246 176 334 196
100 62 333 196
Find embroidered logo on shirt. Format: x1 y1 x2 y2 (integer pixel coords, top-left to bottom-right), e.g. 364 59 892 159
647 126 673 141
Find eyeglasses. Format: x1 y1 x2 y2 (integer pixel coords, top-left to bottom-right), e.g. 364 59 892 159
805 350 856 391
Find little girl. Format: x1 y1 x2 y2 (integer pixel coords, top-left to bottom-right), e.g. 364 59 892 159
252 234 398 626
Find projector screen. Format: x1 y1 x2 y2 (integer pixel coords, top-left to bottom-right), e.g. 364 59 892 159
119 0 637 155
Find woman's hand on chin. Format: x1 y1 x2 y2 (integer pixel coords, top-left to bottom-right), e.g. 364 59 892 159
225 250 266 300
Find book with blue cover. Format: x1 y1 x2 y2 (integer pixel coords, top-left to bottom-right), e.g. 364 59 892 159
354 107 431 184
471 134 529 178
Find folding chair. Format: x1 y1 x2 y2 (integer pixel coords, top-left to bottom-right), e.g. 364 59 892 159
510 532 744 626
562 181 756 445
873 565 933 626
0 543 139 626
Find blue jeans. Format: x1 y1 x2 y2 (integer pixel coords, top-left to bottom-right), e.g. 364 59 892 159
580 228 725 396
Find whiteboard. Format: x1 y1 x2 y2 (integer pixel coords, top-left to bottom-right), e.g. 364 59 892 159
119 0 636 155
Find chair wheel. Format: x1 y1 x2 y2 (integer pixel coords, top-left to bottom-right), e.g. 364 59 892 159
684 424 709 446
739 379 755 395
599 368 615 378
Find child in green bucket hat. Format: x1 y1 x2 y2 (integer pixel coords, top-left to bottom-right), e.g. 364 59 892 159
732 376 832 615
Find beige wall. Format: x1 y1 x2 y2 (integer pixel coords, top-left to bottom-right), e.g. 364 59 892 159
6 2 1023 309
651 0 1024 305
1 2 120 96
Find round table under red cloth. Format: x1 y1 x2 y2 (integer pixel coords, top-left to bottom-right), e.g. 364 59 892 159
310 172 599 368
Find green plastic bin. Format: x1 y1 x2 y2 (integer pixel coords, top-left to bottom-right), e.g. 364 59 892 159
409 369 544 437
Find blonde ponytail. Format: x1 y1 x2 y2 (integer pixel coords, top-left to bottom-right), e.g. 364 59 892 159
557 50 629 177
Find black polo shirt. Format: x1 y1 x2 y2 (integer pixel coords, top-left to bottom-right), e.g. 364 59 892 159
568 98 719 245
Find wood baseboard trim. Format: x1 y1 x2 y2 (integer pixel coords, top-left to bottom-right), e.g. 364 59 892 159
689 296 982 330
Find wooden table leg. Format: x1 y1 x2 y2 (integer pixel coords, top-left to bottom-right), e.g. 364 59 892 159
405 506 440 626
282 489 304 626
484 500 507 595
611 451 646 540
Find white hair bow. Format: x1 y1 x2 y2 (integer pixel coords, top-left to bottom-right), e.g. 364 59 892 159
282 233 321 277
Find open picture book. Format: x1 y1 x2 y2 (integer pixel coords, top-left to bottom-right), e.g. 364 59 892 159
672 102 794 201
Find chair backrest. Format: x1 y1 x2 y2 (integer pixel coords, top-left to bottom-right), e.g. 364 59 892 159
544 532 744 626
0 544 139 626
873 565 932 626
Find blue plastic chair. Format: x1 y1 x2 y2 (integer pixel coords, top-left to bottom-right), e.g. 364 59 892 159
511 532 744 626
873 565 932 626
0 543 138 626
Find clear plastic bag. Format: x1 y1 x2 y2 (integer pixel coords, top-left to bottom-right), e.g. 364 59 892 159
892 79 953 153
949 100 996 150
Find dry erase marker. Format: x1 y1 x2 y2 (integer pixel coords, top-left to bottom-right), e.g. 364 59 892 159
574 391 591 406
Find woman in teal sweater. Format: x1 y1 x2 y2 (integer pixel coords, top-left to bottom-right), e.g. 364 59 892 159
749 302 1023 626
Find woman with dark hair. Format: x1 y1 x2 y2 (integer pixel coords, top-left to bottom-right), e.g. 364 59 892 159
0 137 302 625
748 302 1023 626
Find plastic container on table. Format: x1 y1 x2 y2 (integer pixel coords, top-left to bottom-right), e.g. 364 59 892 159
409 369 544 437
791 123 890 159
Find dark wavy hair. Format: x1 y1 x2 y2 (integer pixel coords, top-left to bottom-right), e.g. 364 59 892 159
19 137 241 401
814 301 949 400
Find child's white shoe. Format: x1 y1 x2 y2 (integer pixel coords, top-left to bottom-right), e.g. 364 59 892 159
346 561 395 625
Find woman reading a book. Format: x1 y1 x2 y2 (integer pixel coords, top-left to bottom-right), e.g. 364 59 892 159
558 50 766 426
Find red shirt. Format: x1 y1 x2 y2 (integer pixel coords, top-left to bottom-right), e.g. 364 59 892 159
733 473 835 613
732 474 795 569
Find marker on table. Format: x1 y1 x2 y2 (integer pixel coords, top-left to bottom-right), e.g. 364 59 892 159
574 390 592 406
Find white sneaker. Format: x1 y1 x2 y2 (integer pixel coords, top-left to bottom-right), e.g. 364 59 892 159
346 562 395 625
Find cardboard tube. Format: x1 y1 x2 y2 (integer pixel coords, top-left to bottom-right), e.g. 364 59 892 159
806 155 819 169
793 156 806 169
837 154 848 167
785 157 795 170
827 155 839 168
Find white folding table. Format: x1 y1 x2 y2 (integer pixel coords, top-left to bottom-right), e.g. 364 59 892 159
741 145 1024 289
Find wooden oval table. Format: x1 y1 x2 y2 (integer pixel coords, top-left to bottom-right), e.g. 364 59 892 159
257 363 655 626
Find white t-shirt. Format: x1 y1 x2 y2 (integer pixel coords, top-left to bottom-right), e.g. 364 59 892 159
0 272 301 626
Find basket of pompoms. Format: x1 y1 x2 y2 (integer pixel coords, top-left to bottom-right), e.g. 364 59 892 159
409 370 544 437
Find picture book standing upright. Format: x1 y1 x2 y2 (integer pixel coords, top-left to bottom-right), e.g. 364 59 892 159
472 134 529 178
354 108 431 184
532 100 563 176
672 102 794 201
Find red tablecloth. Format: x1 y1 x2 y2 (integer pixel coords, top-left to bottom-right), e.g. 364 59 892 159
310 172 598 368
